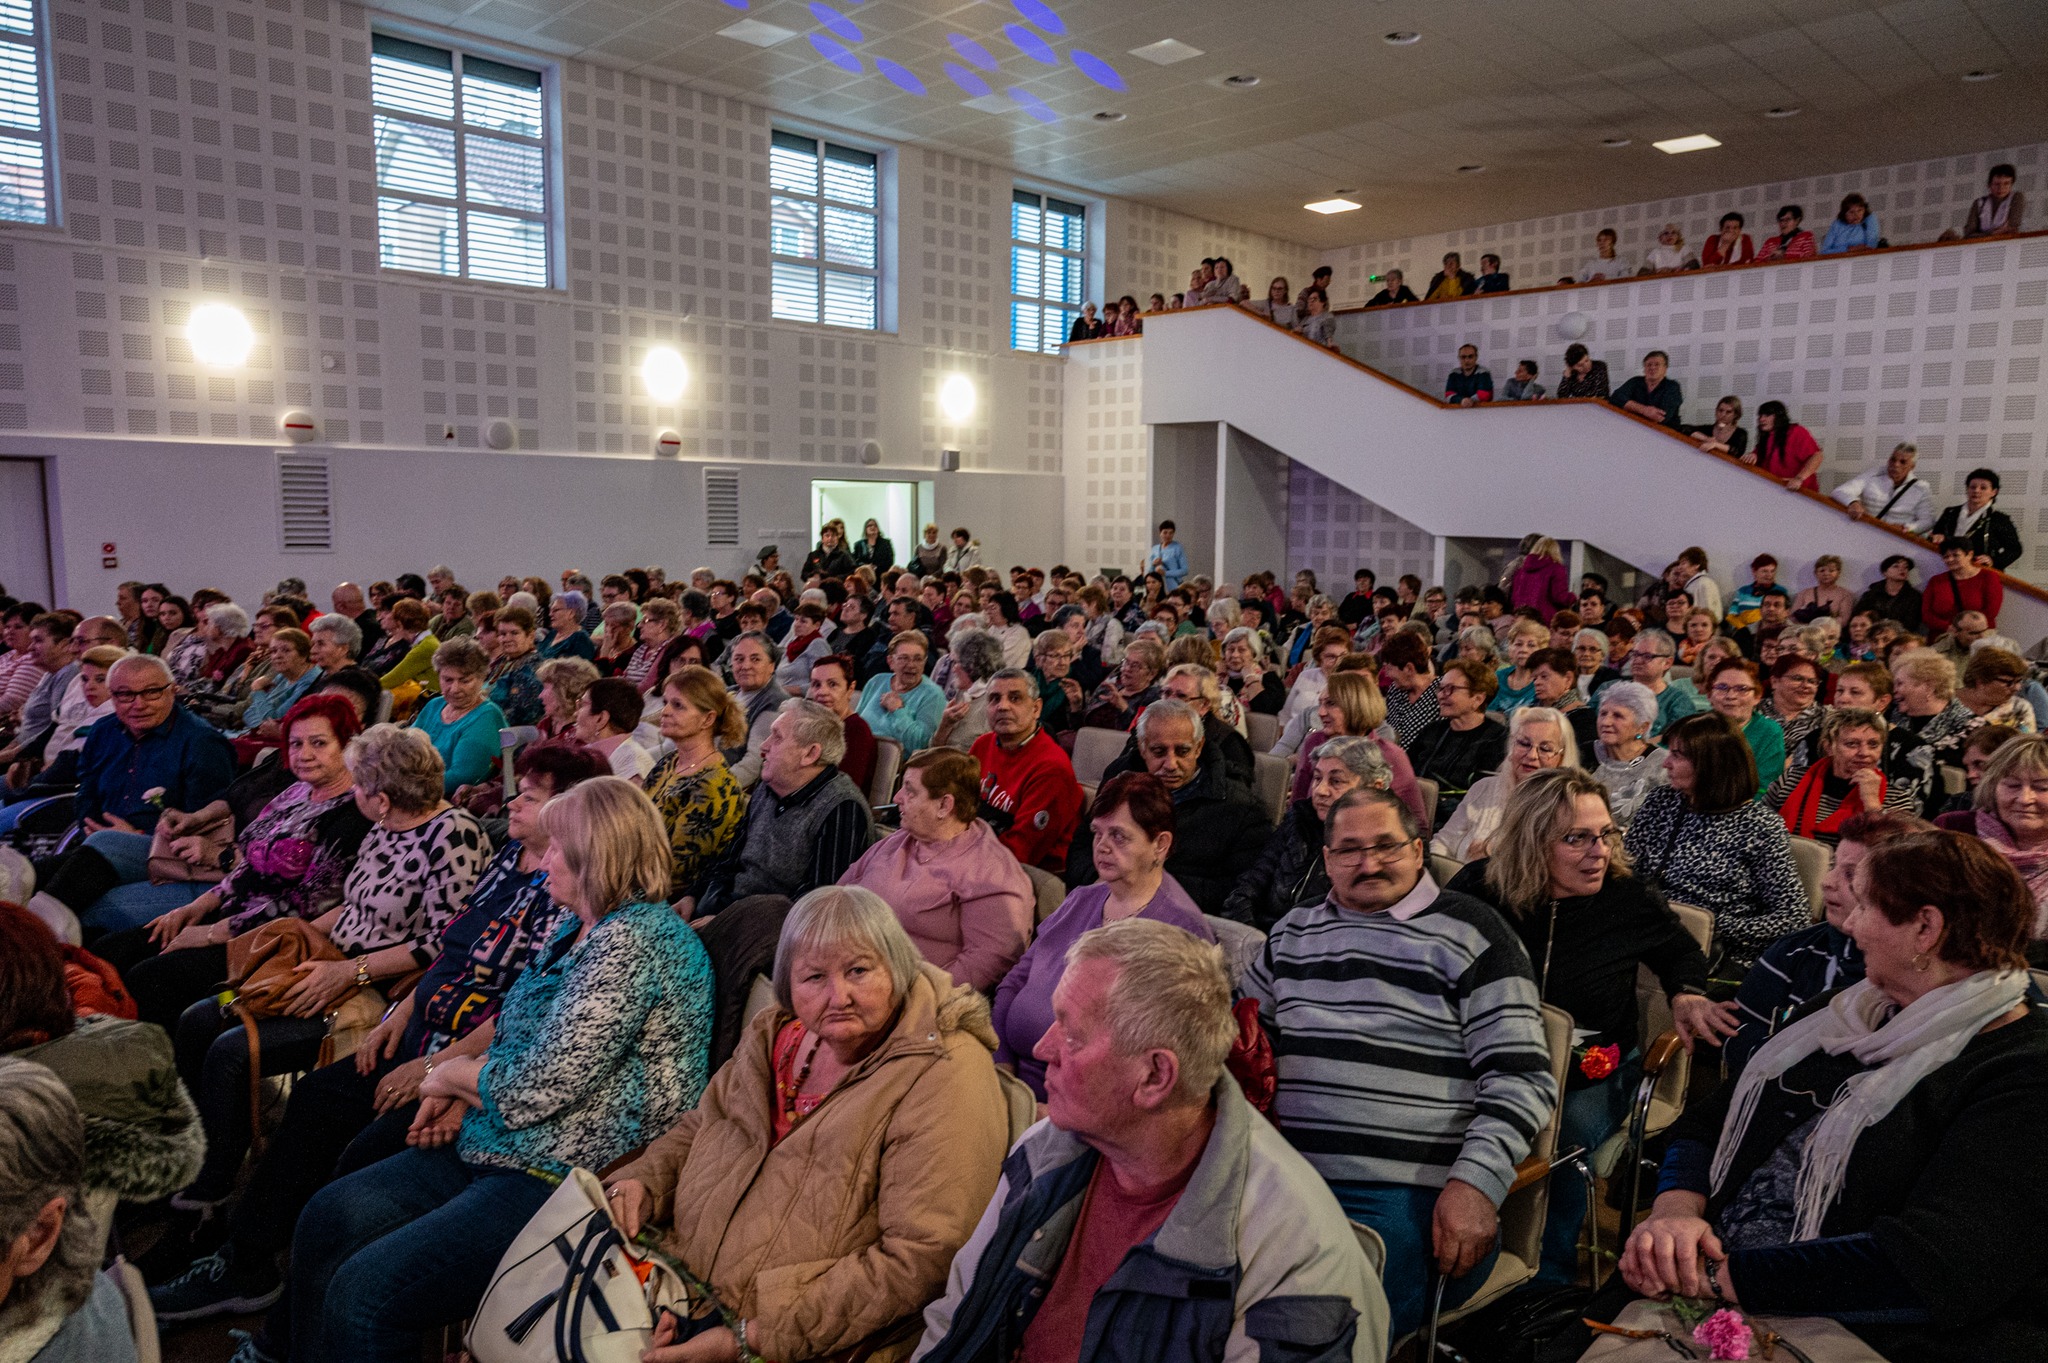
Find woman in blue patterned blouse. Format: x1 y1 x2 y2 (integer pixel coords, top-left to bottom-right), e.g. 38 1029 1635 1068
287 775 714 1363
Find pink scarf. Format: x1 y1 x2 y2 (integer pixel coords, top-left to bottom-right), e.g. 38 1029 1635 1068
1976 809 2048 938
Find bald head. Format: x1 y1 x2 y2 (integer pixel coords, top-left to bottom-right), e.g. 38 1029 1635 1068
331 581 366 615
73 616 125 650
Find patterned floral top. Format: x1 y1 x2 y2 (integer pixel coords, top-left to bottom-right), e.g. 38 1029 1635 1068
644 752 748 896
487 652 544 726
218 781 374 936
330 805 489 963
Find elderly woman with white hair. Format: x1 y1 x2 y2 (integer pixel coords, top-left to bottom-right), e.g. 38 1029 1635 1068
1586 679 1668 823
1224 734 1390 932
1431 705 1576 862
288 777 712 1363
1219 624 1284 715
607 885 1012 1363
0 1057 143 1362
933 626 1008 750
182 601 255 692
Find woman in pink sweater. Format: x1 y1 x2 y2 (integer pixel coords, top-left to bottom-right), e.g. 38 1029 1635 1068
839 747 1035 991
1507 537 1579 615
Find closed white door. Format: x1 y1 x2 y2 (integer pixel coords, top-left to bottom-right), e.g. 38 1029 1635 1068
0 458 52 604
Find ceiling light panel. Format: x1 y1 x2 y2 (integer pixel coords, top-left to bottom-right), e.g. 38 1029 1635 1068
1653 133 1722 154
1127 38 1203 66
1304 198 1361 215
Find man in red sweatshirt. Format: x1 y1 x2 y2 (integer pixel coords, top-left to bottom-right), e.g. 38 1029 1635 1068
972 669 1084 873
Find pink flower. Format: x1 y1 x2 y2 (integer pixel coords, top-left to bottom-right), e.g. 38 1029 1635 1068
1692 1308 1751 1360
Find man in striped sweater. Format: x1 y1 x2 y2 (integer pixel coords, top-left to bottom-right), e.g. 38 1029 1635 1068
1240 787 1555 1344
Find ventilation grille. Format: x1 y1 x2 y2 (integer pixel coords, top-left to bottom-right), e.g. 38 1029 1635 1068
704 466 740 546
277 452 335 553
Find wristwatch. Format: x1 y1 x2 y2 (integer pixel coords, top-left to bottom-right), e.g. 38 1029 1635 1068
354 957 372 987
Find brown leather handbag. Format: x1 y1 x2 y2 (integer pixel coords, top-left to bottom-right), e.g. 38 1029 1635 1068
145 807 236 884
222 920 363 1153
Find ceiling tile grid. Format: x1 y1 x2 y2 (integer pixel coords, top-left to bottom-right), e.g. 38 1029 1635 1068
1321 140 2046 306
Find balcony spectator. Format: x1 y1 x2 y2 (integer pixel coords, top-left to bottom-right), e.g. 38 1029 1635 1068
1686 395 1749 460
1501 359 1545 400
1579 227 1627 281
1701 211 1755 267
1643 223 1687 273
1444 344 1494 406
1474 252 1510 293
1107 295 1141 336
1425 250 1476 301
1364 269 1418 306
1610 349 1684 427
1855 555 1924 634
1923 543 2005 636
1199 256 1240 304
1147 291 1165 312
1833 441 1933 532
1930 467 2023 571
1962 162 2025 238
1296 287 1335 346
1248 276 1296 327
1820 192 1882 254
1066 302 1102 343
1554 342 1610 399
1746 399 1824 490
1294 265 1333 314
1792 554 1857 621
1754 203 1818 261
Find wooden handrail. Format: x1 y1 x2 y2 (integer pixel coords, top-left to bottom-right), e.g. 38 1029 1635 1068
1070 301 2048 607
1325 226 2048 318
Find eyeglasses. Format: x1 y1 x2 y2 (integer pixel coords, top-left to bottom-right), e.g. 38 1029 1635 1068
1709 683 1758 697
1779 674 1821 689
1628 650 1672 663
1512 739 1565 758
1559 827 1618 850
110 685 172 703
1327 837 1418 865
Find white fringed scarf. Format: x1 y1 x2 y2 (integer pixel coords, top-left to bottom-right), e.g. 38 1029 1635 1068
1710 969 2029 1241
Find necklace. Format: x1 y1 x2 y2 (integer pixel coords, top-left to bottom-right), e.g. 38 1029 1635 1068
777 1028 821 1128
669 745 719 780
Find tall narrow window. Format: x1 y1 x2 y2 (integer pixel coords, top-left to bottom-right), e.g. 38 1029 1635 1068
1011 190 1085 354
770 130 879 330
0 0 52 226
371 34 550 287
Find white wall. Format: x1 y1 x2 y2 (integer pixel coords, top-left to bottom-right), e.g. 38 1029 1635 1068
1137 305 2048 650
1330 234 2048 579
12 0 1304 612
1319 143 2045 305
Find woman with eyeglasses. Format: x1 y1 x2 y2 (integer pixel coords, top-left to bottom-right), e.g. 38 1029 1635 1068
1955 647 2036 733
1758 653 1827 751
1627 714 1809 972
1430 705 1574 863
1448 768 1729 1281
1705 657 1787 792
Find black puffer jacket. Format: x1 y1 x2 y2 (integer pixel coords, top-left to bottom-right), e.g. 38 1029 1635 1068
1221 799 1328 933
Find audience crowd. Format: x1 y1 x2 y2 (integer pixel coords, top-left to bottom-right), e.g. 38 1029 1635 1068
4 486 2047 1363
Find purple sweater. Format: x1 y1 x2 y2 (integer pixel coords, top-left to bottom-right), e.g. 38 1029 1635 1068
1508 555 1576 615
991 875 1214 1098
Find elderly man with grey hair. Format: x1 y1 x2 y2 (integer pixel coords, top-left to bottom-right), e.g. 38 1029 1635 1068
0 1058 142 1362
1103 662 1255 789
1588 678 1669 823
1071 696 1271 915
914 917 1389 1363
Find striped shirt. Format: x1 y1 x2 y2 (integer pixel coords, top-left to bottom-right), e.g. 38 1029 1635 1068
1240 878 1555 1205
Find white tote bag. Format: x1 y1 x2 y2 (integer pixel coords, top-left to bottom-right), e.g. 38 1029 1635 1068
468 1168 691 1363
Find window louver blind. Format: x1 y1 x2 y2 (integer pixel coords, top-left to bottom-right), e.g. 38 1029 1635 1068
0 0 50 225
770 131 880 330
277 453 335 553
371 34 549 287
1010 190 1086 355
704 467 741 546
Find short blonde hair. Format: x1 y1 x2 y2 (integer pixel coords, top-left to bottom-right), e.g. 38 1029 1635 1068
1974 734 2048 813
346 723 446 814
1163 662 1221 708
662 665 747 747
1122 636 1167 677
536 657 600 709
638 597 681 632
772 885 921 1014
1323 670 1388 735
1065 917 1234 1101
1484 768 1630 915
1891 647 1958 703
538 776 672 913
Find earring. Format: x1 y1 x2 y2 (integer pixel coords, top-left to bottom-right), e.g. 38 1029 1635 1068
1911 951 1932 973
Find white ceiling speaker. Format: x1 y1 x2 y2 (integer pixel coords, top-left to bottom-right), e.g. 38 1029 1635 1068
654 428 682 458
859 439 883 466
484 419 517 450
279 409 316 443
1556 311 1590 340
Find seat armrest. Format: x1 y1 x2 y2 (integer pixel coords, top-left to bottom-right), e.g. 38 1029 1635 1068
1641 1030 1683 1076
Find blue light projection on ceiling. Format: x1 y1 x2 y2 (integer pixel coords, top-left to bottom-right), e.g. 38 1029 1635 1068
759 0 1128 124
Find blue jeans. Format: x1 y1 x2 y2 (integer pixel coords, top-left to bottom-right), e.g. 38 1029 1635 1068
1329 1179 1501 1346
290 1145 554 1363
66 829 205 935
1540 1055 1641 1283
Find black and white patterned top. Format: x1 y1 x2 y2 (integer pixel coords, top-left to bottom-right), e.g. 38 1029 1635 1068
1622 787 1811 962
1384 678 1441 745
330 805 490 964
